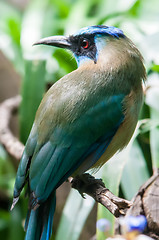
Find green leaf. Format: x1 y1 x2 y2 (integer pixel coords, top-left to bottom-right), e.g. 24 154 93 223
53 49 77 75
145 73 159 111
0 1 23 74
149 109 159 169
9 205 25 240
139 33 159 65
145 73 159 169
56 189 94 240
7 17 21 46
151 64 159 73
20 60 46 143
0 211 10 232
64 0 95 35
121 140 149 200
0 145 15 195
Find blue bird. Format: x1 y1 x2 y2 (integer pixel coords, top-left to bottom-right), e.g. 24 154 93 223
11 25 146 240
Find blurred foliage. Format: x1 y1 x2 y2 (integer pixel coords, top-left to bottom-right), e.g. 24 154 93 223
0 0 159 239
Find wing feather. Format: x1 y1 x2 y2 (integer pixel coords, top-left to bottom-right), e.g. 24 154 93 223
28 94 125 203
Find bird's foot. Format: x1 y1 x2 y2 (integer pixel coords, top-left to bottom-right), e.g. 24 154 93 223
70 173 132 217
71 173 105 199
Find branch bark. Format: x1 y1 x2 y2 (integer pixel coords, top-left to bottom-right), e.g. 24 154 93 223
125 171 159 239
70 174 131 217
0 95 24 161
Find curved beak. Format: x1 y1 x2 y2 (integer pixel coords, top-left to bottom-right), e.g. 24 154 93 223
33 36 71 49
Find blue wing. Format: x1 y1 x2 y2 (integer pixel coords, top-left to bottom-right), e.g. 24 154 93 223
13 94 125 207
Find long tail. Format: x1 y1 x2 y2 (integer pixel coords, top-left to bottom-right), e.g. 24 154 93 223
25 192 56 240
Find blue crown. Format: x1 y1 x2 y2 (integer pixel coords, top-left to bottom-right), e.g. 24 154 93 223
74 25 125 38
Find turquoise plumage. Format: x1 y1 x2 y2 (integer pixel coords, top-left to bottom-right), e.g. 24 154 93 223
11 25 146 240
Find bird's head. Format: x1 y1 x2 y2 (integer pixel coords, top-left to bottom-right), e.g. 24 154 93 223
34 25 146 86
34 25 126 67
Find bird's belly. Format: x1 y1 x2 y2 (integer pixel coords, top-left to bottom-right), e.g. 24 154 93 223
92 114 137 169
92 87 143 169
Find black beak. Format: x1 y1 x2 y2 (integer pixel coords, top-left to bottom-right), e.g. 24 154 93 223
33 36 71 49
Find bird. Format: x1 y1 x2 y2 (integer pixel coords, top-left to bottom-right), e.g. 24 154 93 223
11 25 146 240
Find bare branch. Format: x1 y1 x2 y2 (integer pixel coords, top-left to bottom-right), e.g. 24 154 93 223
70 173 132 217
0 95 24 160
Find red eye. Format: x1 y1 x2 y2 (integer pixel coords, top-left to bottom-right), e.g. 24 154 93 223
81 39 89 49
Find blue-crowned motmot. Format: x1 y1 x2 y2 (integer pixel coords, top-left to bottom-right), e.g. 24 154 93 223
11 25 146 240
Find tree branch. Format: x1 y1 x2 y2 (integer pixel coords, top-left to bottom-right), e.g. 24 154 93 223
0 95 24 161
70 174 131 217
124 171 159 239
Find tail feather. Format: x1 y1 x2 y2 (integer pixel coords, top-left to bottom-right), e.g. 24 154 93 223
25 192 56 240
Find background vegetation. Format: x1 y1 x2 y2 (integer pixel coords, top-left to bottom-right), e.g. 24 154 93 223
0 0 159 239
